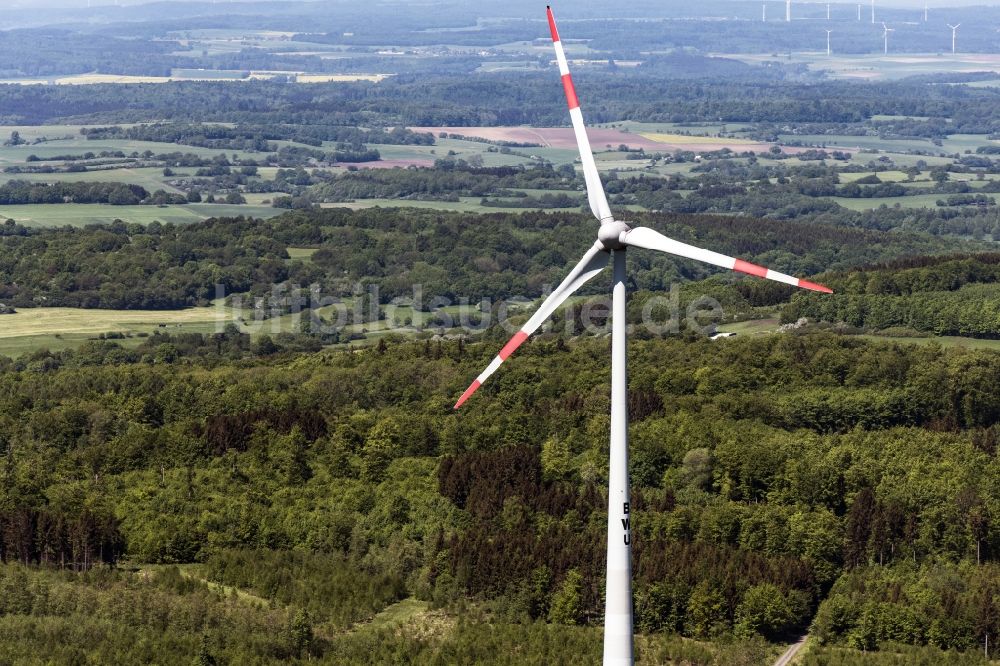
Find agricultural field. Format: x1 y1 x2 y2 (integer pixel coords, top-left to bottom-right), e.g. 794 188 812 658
410 125 787 154
729 52 1000 80
0 203 280 227
3 96 998 228
0 304 236 357
0 71 393 86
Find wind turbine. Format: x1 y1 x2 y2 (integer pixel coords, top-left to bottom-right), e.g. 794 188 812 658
826 29 833 55
786 0 791 21
857 3 862 21
871 0 876 24
454 7 833 665
948 23 961 54
882 22 894 54
924 1 928 22
763 2 767 21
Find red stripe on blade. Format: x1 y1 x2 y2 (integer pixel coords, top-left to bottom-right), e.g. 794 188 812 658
499 331 529 361
546 7 560 42
561 74 579 110
454 380 481 409
733 259 768 279
797 279 833 294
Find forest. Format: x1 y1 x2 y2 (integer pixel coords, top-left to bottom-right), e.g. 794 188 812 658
4 1 1000 662
2 324 1000 663
0 206 999 663
0 209 954 310
784 254 1000 337
0 181 150 206
2 73 998 131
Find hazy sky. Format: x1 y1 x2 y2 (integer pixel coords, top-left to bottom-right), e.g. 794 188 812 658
0 0 1000 10
4 0 1000 7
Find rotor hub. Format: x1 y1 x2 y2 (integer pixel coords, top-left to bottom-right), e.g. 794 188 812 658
598 220 631 251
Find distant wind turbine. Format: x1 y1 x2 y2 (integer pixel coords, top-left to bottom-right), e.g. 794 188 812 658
924 2 928 22
786 0 791 22
857 3 862 21
826 29 833 55
871 0 876 24
763 2 767 21
882 22 894 54
456 8 833 665
948 23 961 54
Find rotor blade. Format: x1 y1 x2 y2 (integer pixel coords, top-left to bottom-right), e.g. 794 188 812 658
455 241 610 409
546 6 614 224
622 226 833 293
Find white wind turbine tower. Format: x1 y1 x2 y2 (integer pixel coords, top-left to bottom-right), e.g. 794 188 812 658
763 2 767 21
857 3 862 21
882 22 894 54
826 29 833 55
948 23 961 54
786 0 792 22
924 2 928 22
871 0 876 24
455 6 833 665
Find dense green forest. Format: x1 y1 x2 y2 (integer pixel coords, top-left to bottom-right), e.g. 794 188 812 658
0 209 955 310
2 325 1000 662
0 181 150 206
81 123 434 151
6 2 1000 661
784 253 1000 337
3 74 999 130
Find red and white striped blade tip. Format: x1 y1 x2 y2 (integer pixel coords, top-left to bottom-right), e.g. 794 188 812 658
454 380 480 409
733 258 832 293
798 280 833 294
546 7 559 41
454 330 530 409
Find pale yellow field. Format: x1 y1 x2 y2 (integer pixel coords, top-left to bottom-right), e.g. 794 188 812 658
639 132 757 146
295 74 389 83
0 74 172 85
0 72 390 86
0 306 235 338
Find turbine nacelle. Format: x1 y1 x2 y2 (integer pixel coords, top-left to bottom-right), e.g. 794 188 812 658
598 220 631 250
